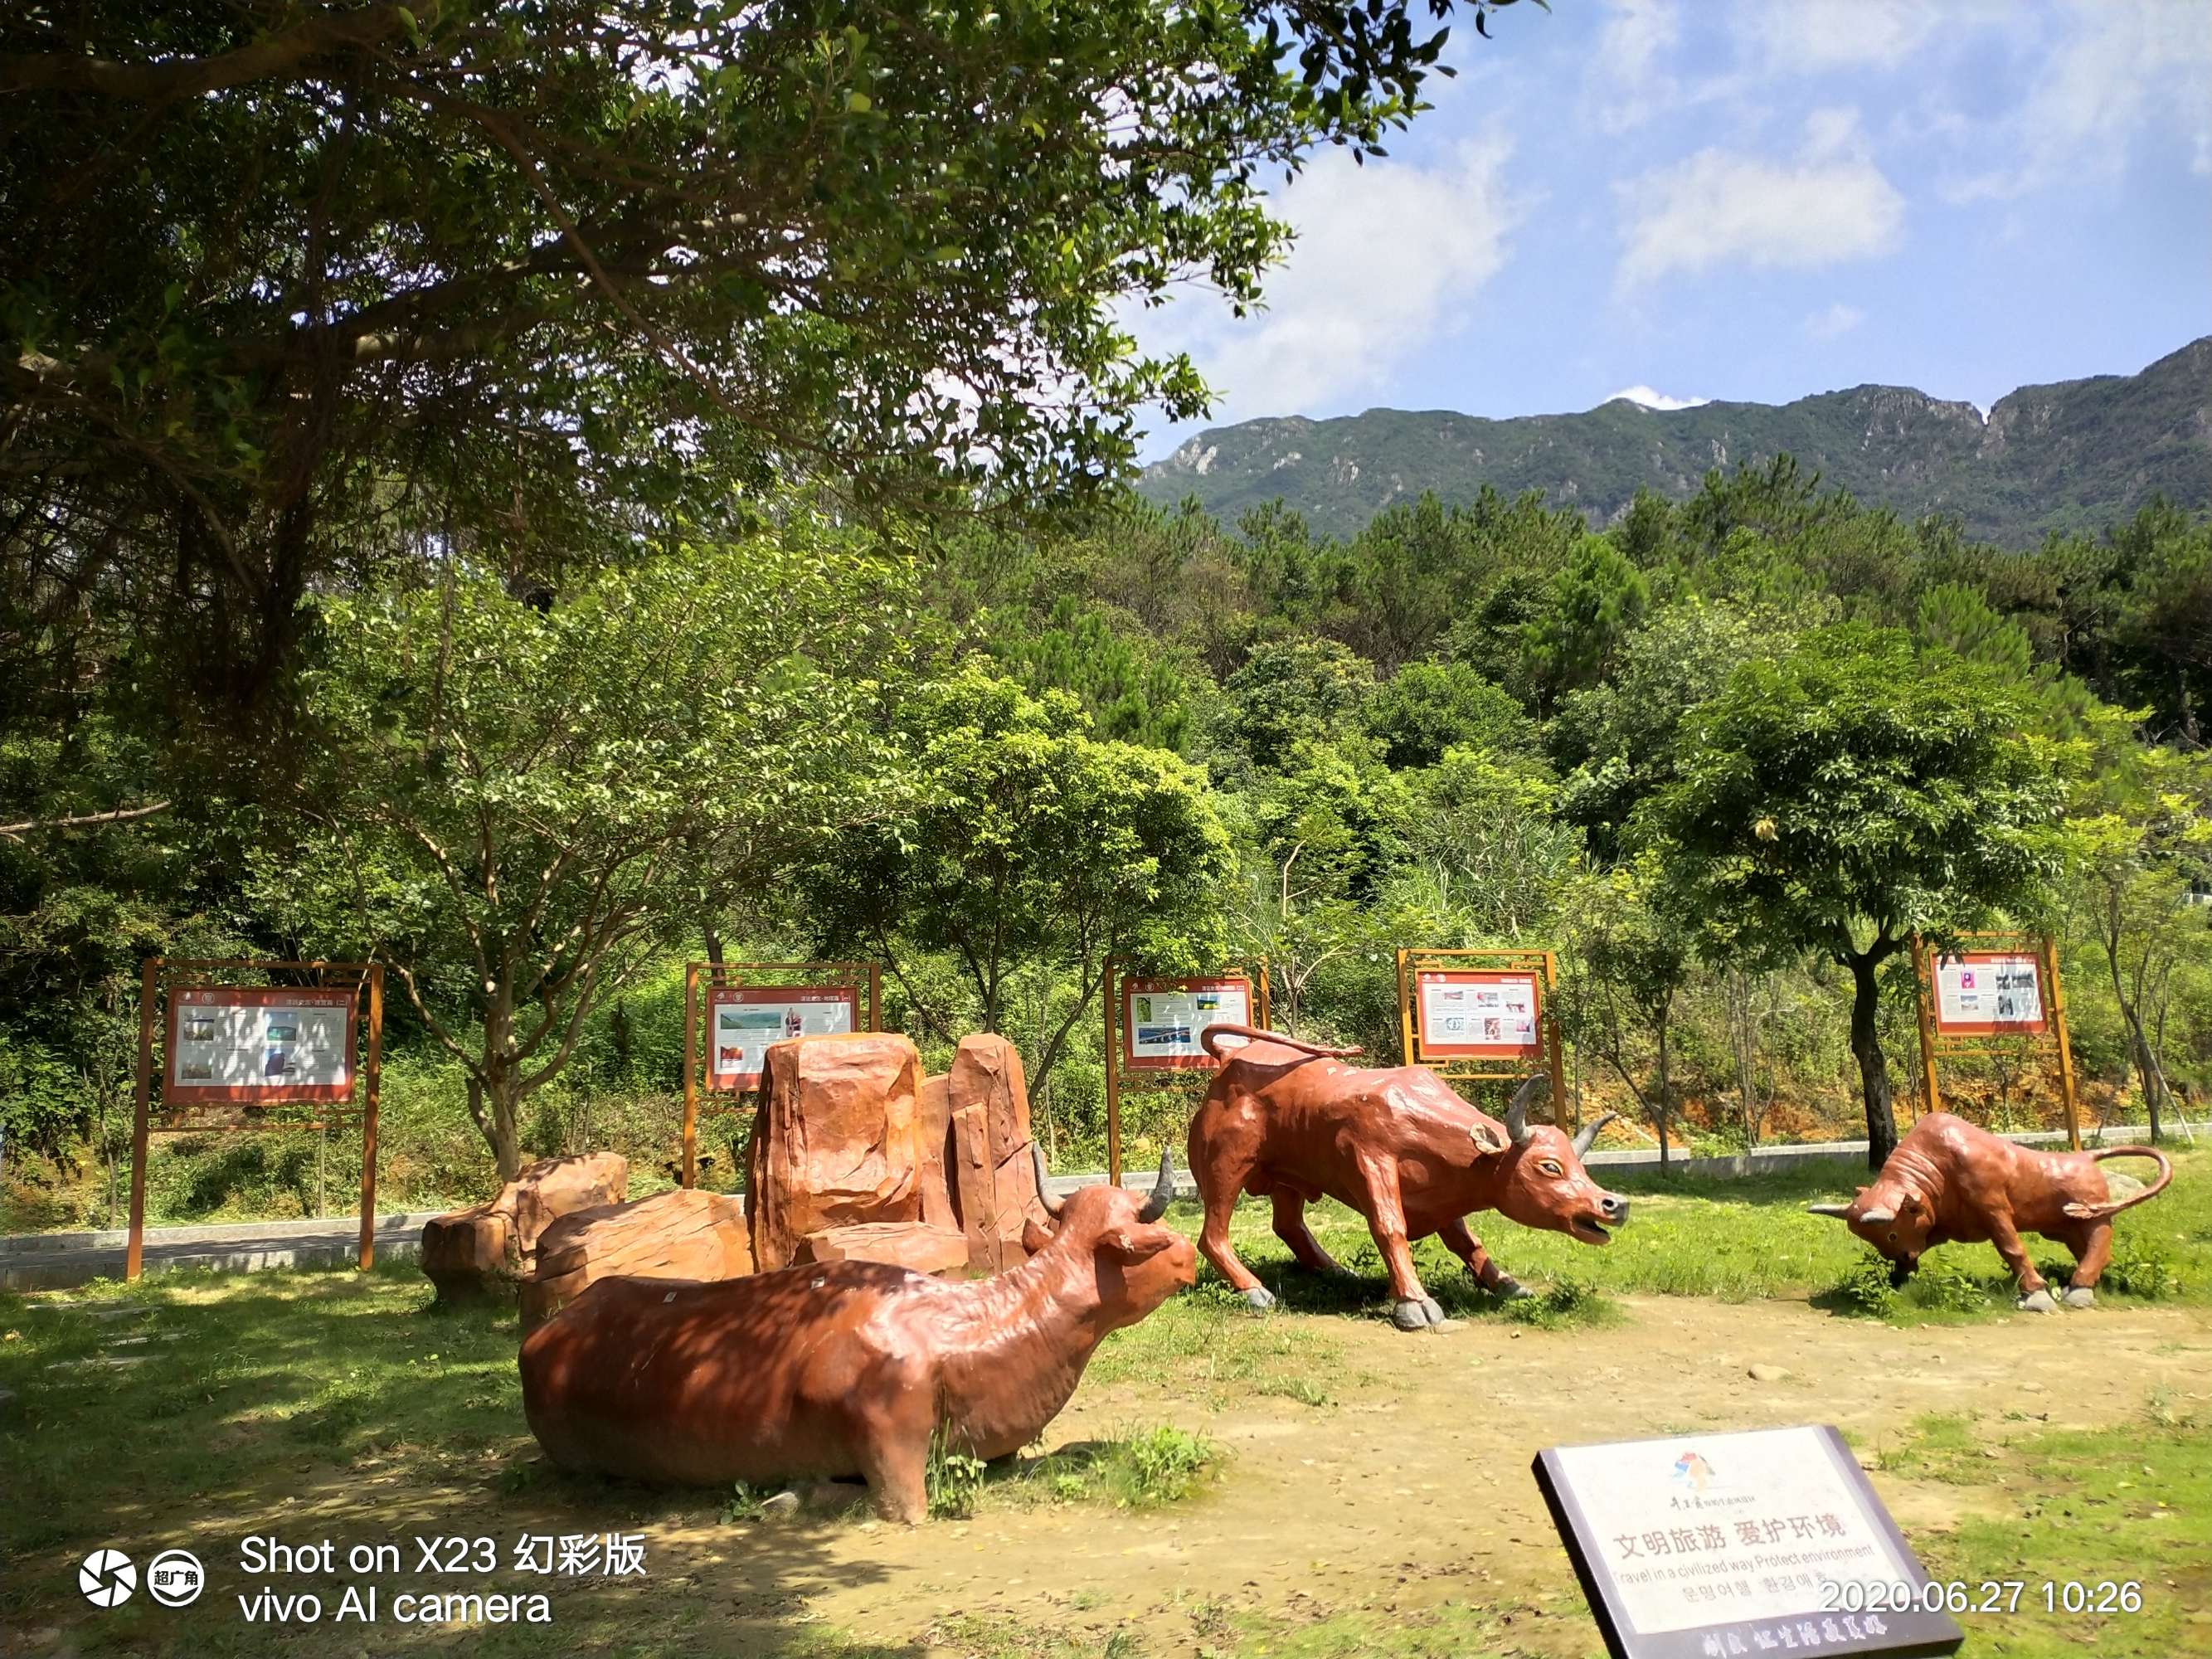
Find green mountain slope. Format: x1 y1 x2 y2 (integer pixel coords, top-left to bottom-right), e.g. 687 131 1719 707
1136 337 2212 543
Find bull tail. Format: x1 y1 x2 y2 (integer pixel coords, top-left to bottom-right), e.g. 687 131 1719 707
1198 1022 1363 1063
2062 1146 2175 1219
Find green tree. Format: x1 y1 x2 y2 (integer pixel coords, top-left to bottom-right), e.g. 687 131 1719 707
1521 536 1649 711
1208 638 1376 774
1641 624 2069 1167
265 528 902 1177
1558 859 1692 1172
1365 658 1533 770
2 0 1539 708
806 669 1231 1095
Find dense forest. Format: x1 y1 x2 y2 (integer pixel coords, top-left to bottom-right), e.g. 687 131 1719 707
2 0 2208 1231
5 456 2209 1228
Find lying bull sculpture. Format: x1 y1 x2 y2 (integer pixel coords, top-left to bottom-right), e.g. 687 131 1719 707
519 1151 1192 1521
1809 1112 2173 1311
1188 1024 1626 1330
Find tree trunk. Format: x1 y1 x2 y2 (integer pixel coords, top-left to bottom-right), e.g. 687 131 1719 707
1846 950 1897 1170
1654 1019 1673 1175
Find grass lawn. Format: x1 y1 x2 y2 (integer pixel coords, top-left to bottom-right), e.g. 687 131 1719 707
2 1150 2205 1656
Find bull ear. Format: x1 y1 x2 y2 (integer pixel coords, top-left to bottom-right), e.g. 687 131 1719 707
1806 1204 1855 1219
1470 1120 1509 1155
1570 1112 1618 1160
1020 1215 1055 1255
1505 1073 1548 1146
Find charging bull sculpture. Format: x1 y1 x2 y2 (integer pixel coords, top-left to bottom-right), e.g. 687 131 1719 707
1187 1024 1626 1330
1808 1112 2173 1311
519 1152 1192 1521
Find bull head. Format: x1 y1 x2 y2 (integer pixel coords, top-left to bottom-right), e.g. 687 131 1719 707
1807 1183 1933 1282
1025 1145 1195 1316
1478 1076 1631 1247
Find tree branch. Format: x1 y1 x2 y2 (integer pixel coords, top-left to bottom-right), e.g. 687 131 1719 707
0 799 170 838
1 4 437 103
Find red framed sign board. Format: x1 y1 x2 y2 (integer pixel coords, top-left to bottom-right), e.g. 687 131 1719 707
164 985 359 1104
1121 975 1253 1071
705 984 861 1089
1929 951 2048 1037
1412 969 1544 1060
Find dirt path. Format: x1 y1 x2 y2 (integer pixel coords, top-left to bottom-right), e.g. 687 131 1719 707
657 1296 2212 1652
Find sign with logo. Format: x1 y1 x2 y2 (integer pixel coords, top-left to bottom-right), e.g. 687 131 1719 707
1122 975 1252 1070
1414 970 1543 1060
1534 1424 1962 1658
165 986 357 1103
707 985 859 1089
1931 951 2046 1037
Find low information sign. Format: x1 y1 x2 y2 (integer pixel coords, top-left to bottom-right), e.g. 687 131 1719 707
1122 975 1252 1070
707 985 858 1089
165 986 357 1103
1931 951 2046 1036
1534 1424 1962 1659
1413 969 1542 1059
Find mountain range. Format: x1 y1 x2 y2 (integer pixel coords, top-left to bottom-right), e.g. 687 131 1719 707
1136 337 2212 546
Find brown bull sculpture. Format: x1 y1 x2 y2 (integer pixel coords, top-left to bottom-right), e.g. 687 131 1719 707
1187 1024 1626 1330
1809 1112 2173 1311
519 1152 1192 1521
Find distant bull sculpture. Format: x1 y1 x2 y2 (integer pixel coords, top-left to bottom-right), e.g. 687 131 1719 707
1809 1112 2173 1311
520 1151 1191 1520
1187 1025 1626 1330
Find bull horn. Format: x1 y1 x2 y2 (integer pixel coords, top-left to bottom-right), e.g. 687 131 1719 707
1856 1207 1895 1225
1031 1143 1067 1219
1570 1112 1618 1160
1136 1150 1174 1223
1505 1073 1548 1146
1805 1204 1855 1219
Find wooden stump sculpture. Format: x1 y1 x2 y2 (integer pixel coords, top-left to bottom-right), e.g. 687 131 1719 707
520 1187 752 1331
419 1151 628 1304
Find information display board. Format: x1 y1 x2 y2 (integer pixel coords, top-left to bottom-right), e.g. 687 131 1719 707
706 985 859 1089
1930 951 2046 1037
163 986 357 1103
1534 1424 1962 1659
1122 975 1252 1071
1413 969 1544 1060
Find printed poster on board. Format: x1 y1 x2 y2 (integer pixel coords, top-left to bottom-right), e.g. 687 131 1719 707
1932 952 2045 1035
707 985 859 1088
166 986 357 1102
1416 971 1543 1059
1124 976 1252 1070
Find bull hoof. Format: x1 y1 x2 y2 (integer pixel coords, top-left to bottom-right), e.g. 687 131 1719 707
2016 1288 2059 1314
1488 1275 1535 1301
1392 1296 1446 1331
2061 1286 2096 1310
1240 1286 1277 1311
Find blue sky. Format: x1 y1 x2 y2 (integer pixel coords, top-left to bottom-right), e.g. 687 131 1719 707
1128 0 2212 460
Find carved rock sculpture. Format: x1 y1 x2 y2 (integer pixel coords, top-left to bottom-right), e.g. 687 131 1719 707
419 1151 629 1303
521 1187 752 1331
945 1033 1052 1272
1186 1024 1626 1330
520 1152 1192 1521
1808 1112 2173 1311
748 1033 926 1272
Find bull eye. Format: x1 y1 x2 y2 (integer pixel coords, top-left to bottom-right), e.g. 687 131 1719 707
1539 1160 1562 1177
1886 1230 1898 1245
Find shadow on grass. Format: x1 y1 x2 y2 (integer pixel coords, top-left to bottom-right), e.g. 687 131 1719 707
0 1261 921 1658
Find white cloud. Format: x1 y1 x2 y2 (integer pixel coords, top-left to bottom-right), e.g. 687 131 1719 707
1133 137 1519 422
1606 386 1711 411
1803 301 1865 340
1945 0 2212 199
1739 0 1950 71
1587 0 1681 134
1615 109 1904 288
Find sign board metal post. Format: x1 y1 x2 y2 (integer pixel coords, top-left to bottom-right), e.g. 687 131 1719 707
1396 946 1570 1129
127 958 382 1281
679 960 882 1187
1101 957 1270 1188
1910 933 2079 1150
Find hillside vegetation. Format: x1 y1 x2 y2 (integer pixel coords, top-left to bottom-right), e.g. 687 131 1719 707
1139 337 2212 543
